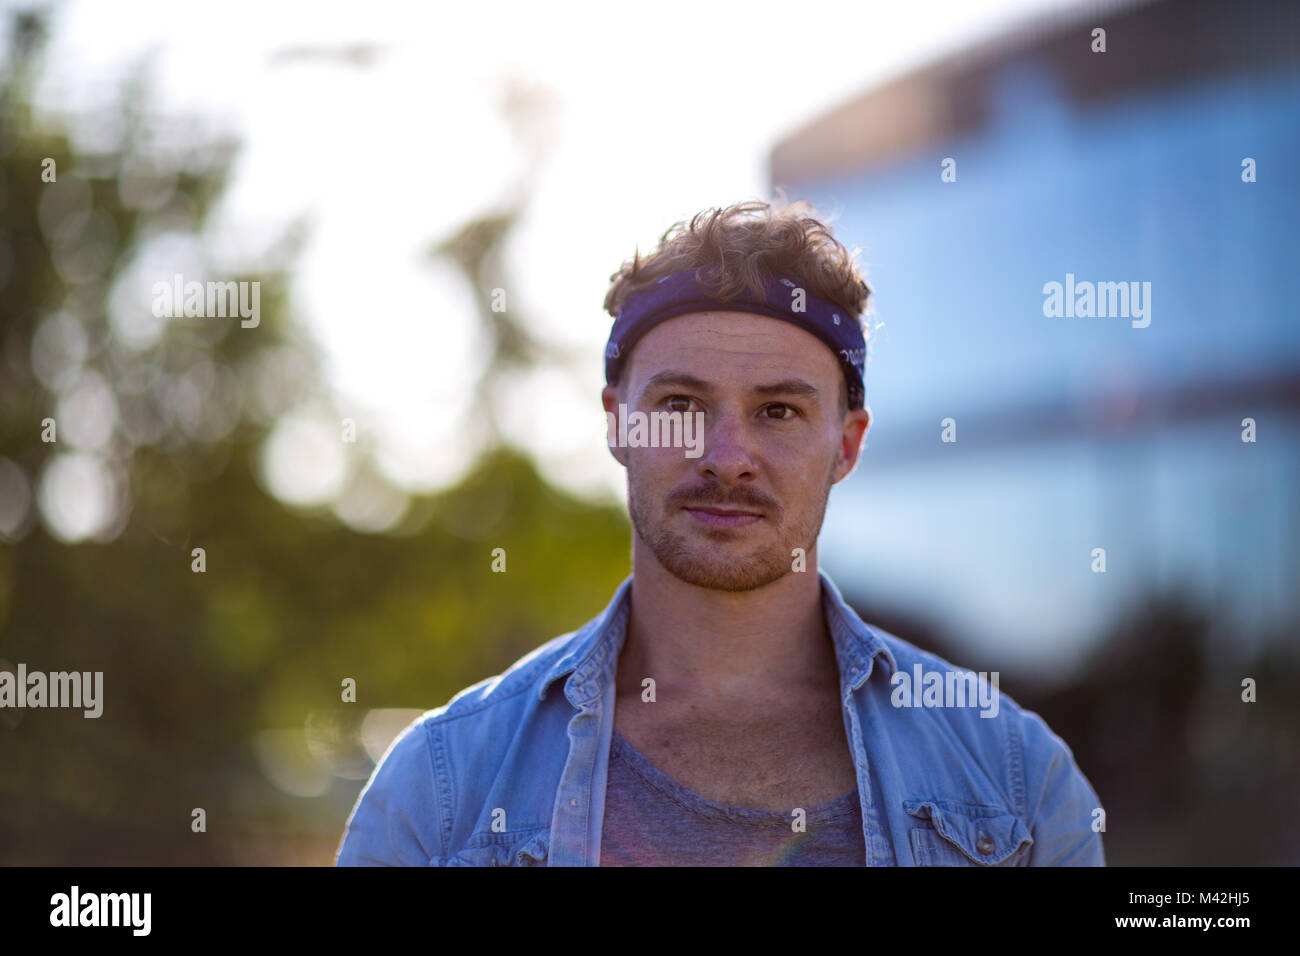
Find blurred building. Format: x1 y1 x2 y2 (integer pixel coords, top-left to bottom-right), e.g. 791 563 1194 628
772 0 1300 678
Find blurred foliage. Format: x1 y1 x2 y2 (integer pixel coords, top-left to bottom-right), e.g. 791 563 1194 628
0 10 628 863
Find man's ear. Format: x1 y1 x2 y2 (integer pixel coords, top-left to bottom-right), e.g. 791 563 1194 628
602 384 628 467
832 405 871 484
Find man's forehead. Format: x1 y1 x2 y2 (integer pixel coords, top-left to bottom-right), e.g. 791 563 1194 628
625 310 840 384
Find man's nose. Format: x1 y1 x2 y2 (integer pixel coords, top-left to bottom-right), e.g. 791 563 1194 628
695 408 757 484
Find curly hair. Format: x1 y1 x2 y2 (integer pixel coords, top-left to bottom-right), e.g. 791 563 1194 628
603 197 872 328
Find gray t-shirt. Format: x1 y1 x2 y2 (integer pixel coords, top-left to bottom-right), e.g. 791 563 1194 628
599 728 865 866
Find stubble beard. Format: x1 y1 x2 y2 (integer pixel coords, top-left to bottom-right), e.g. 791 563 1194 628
626 458 837 593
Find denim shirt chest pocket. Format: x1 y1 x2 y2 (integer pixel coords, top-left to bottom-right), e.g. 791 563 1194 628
903 799 1033 866
432 828 550 867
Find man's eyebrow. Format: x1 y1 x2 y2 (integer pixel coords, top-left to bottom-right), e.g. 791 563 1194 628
640 372 714 394
752 378 821 400
638 372 822 402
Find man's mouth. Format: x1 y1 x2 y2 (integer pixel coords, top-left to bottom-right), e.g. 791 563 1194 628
682 506 763 529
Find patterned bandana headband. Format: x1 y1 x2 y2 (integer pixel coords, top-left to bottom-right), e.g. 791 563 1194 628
605 267 868 410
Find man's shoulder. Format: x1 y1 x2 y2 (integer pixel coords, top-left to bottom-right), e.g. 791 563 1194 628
858 621 1083 773
336 627 588 865
420 626 586 726
862 620 1103 859
856 619 1104 863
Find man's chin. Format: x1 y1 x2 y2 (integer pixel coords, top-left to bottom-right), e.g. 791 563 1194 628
629 504 795 591
655 546 791 593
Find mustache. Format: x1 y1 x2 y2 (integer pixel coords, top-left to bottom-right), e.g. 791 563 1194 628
665 482 779 514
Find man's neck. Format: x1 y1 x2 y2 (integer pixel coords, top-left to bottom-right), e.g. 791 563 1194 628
619 541 840 707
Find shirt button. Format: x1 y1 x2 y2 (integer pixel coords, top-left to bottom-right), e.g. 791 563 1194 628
570 798 577 806
976 835 995 855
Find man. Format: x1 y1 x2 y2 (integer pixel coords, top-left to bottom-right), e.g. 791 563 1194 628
336 199 1105 866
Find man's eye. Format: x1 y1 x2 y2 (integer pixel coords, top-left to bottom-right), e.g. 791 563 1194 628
763 403 796 420
665 396 694 413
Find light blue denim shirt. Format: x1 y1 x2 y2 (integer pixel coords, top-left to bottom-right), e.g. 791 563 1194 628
336 571 1105 866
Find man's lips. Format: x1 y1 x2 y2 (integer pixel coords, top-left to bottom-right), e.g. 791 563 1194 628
683 506 763 529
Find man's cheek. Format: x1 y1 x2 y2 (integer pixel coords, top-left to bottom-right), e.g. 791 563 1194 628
625 455 669 505
633 446 687 474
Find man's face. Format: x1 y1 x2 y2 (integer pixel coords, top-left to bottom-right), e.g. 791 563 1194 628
603 311 870 592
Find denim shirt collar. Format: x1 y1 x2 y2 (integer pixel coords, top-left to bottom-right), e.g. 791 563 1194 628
537 570 897 708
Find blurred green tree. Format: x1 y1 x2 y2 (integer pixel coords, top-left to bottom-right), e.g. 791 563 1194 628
0 10 628 864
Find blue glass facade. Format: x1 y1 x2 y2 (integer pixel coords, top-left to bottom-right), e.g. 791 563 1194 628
776 6 1300 667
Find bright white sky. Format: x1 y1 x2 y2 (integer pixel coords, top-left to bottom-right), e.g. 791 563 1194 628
31 0 1079 521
